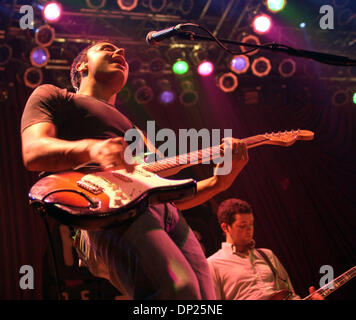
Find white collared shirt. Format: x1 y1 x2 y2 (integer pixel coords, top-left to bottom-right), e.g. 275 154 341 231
207 242 300 300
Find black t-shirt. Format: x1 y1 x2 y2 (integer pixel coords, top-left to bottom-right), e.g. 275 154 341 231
21 84 133 139
21 84 181 219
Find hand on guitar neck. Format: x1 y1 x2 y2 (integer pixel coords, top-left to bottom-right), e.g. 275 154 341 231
307 286 324 300
213 137 249 192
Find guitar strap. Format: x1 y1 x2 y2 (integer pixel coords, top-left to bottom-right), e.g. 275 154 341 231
255 248 290 292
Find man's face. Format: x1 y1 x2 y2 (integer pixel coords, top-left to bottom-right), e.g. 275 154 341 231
225 213 254 247
83 42 129 91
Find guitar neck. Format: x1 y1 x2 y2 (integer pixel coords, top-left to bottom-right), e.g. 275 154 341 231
303 266 356 300
141 134 268 176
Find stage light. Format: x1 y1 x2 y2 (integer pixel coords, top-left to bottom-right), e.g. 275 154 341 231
134 86 154 104
353 92 356 104
332 90 348 107
190 46 213 74
266 0 286 13
0 44 12 66
172 60 189 75
86 0 106 9
149 0 167 13
133 78 154 105
149 57 166 74
43 2 62 22
30 47 50 67
299 22 306 28
180 81 198 107
278 58 296 78
158 78 175 104
35 24 55 47
160 91 175 104
251 57 272 77
217 73 238 93
230 55 250 74
253 15 272 34
239 35 261 56
117 0 138 11
24 67 43 88
128 58 142 73
197 61 214 76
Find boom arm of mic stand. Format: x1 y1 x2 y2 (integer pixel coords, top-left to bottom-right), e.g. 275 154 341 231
175 31 356 67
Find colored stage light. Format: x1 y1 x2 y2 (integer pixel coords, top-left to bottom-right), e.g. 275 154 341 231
230 55 250 74
160 90 175 104
240 35 261 56
218 73 238 93
172 60 189 75
251 57 272 77
43 2 62 22
117 0 138 11
35 24 55 47
30 47 50 67
267 0 286 12
24 67 43 88
300 22 306 28
278 58 296 78
197 61 214 76
352 92 356 104
253 15 272 34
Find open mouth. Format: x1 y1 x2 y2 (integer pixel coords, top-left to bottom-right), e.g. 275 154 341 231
112 56 126 66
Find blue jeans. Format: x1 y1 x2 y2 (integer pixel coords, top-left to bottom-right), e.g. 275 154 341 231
76 203 216 300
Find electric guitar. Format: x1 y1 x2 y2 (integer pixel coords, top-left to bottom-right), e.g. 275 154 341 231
29 129 314 230
269 266 356 300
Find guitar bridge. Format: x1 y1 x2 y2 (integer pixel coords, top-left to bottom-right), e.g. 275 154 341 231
77 179 103 195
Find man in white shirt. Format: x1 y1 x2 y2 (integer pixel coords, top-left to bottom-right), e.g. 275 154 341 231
207 198 323 300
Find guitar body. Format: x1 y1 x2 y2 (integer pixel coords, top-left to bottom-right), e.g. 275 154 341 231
29 165 196 230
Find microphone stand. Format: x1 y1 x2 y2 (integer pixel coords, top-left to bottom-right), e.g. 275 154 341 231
173 29 356 67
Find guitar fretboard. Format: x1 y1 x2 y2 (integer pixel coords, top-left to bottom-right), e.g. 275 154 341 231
141 135 268 174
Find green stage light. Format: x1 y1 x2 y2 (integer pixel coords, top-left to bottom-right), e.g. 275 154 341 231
172 60 189 75
267 0 286 12
353 92 356 104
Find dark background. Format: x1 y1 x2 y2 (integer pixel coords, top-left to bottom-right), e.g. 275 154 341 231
1 0 355 299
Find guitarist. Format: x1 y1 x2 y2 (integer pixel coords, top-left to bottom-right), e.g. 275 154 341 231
207 198 324 300
20 41 249 299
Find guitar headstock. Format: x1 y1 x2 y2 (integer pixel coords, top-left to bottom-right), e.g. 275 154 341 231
264 129 314 147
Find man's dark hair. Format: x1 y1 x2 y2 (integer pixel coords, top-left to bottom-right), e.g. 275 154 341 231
70 40 118 91
217 198 253 225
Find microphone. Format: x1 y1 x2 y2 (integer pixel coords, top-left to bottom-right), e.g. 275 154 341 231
146 24 183 46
